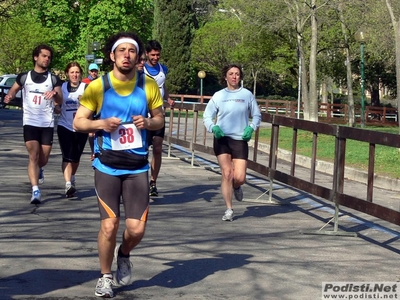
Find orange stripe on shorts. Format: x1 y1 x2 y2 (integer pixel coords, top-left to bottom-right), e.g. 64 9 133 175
140 205 149 222
98 197 117 218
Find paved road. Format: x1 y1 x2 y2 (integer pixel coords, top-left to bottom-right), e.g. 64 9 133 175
1 108 400 300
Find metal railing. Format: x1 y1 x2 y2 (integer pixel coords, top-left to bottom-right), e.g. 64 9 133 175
163 100 400 235
170 94 399 126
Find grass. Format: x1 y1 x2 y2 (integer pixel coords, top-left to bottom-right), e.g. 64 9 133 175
258 126 400 179
165 110 202 118
164 110 400 179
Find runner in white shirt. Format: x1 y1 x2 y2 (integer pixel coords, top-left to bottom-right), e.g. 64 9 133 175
143 40 175 197
4 44 63 204
56 62 88 198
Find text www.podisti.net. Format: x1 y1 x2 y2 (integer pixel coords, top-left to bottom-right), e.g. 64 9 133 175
322 282 399 299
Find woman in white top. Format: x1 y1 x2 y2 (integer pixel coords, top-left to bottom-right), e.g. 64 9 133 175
203 64 261 221
56 62 88 197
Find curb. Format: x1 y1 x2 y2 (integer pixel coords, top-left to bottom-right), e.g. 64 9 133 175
249 140 400 192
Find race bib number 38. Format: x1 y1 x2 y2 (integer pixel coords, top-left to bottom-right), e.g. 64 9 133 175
111 123 142 150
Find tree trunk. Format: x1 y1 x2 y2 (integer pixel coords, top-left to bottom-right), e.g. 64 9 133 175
385 0 400 133
252 68 258 96
321 79 328 104
308 0 318 122
396 22 400 133
371 87 380 106
301 47 309 120
338 1 355 127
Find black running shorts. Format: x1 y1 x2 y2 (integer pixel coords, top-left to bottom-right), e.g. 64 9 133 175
57 125 88 163
23 125 54 145
147 124 166 147
213 136 248 160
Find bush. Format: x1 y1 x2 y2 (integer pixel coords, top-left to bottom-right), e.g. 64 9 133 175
262 95 296 101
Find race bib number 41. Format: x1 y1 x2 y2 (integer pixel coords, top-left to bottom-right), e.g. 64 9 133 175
110 123 142 150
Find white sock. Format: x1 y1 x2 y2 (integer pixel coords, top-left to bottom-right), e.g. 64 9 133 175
66 181 71 186
32 185 39 191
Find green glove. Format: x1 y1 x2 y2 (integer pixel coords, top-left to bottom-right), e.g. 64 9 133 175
242 126 254 142
212 125 225 139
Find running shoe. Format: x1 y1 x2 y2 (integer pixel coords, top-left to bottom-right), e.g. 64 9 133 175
233 186 243 201
71 177 76 188
114 244 132 286
149 183 158 197
30 190 41 204
65 182 76 198
94 275 114 298
38 168 44 185
222 208 234 221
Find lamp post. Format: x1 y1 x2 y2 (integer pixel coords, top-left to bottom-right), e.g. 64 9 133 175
297 47 301 119
198 70 206 102
92 41 100 63
354 28 368 127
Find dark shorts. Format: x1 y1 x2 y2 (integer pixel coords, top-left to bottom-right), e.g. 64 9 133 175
213 136 248 159
57 125 88 163
23 125 54 145
94 169 150 221
147 124 166 147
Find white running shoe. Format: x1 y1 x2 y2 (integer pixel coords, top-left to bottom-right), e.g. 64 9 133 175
65 182 76 198
114 244 132 286
30 190 41 204
38 168 44 185
222 208 234 221
94 275 114 298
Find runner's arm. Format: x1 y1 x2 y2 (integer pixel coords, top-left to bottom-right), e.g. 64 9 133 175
42 86 63 106
3 82 22 103
163 85 175 107
132 106 164 130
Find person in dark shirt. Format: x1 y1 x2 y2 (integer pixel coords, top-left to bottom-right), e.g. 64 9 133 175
82 63 100 160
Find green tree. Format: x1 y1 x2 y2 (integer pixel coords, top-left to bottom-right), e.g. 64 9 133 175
191 0 297 96
191 20 242 76
21 0 153 71
0 0 20 20
153 0 196 93
0 14 55 73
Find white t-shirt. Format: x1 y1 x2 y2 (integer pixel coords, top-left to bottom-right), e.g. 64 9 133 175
22 71 55 127
144 63 167 98
58 82 86 131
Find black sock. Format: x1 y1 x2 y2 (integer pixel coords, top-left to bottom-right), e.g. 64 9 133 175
118 245 130 258
150 180 156 186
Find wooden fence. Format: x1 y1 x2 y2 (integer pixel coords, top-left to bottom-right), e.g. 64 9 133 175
170 94 398 126
163 99 400 235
